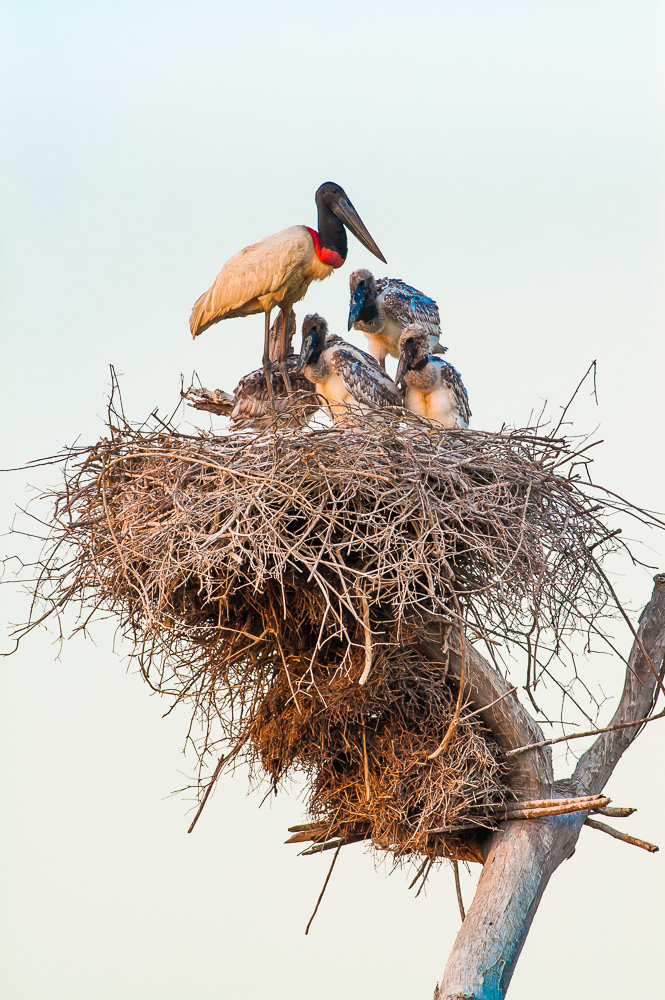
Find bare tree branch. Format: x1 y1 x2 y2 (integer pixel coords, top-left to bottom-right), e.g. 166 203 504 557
583 817 659 854
573 572 665 794
436 574 665 1000
416 636 553 798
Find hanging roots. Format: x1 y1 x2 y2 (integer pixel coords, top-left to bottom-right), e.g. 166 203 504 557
21 407 652 862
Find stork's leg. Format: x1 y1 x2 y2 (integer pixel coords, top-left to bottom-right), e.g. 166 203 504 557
263 309 275 411
278 308 293 393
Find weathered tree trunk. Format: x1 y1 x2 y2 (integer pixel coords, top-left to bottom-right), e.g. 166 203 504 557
433 574 665 1000
440 815 584 1000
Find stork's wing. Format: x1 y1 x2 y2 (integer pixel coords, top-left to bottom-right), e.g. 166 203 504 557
439 360 471 427
350 342 389 369
332 348 403 409
230 357 319 429
325 334 390 374
379 279 442 343
190 226 312 337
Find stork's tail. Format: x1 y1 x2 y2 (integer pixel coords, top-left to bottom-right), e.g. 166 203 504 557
190 288 216 339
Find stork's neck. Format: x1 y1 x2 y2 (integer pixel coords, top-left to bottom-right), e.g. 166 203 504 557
305 201 347 269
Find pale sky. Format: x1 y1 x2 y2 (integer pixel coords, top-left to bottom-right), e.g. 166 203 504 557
2 2 665 998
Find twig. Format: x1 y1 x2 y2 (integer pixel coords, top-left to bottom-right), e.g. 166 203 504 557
408 858 429 890
595 806 636 818
305 842 342 935
300 834 367 855
453 861 465 922
427 795 610 833
487 795 606 814
357 589 373 686
187 742 245 833
506 708 665 757
361 720 371 802
587 528 622 554
462 686 519 721
552 360 598 437
502 796 608 820
428 597 466 760
584 818 659 853
187 753 226 833
415 860 434 898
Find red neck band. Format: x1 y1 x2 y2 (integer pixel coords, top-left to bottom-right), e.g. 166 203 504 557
305 227 345 269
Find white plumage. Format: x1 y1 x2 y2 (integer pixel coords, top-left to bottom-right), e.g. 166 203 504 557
190 227 333 337
396 325 470 429
297 314 402 423
347 269 447 366
189 183 387 397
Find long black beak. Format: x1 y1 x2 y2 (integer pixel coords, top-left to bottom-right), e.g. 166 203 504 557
332 195 387 264
296 332 314 375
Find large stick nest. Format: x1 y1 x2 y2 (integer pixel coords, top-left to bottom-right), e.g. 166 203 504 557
25 408 641 862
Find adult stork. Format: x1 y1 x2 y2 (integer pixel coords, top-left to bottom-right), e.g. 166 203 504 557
296 314 402 423
395 324 470 428
347 269 446 368
190 182 387 398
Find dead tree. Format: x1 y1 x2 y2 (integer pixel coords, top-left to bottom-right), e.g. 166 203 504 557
426 574 665 1000
22 408 665 999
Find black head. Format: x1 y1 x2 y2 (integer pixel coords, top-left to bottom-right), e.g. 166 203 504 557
315 182 347 208
297 314 329 373
314 182 387 264
347 268 377 330
395 325 428 385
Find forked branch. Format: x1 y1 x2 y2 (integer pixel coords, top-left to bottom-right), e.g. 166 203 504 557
435 574 665 1000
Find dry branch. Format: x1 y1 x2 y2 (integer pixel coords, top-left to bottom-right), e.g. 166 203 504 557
182 386 234 417
583 817 659 853
438 575 665 1000
595 805 636 818
573 573 665 795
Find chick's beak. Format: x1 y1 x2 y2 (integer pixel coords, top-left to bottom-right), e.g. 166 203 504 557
347 283 367 331
296 332 314 375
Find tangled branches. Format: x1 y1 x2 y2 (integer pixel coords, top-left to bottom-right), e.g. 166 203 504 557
19 408 654 861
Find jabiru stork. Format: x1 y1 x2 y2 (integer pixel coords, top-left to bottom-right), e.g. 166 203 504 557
395 325 470 428
190 183 387 400
297 314 402 423
347 269 446 368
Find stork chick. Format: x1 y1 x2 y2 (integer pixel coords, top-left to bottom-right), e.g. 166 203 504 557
190 183 387 399
297 314 402 423
221 361 319 430
347 269 446 367
395 325 470 428
193 312 320 430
